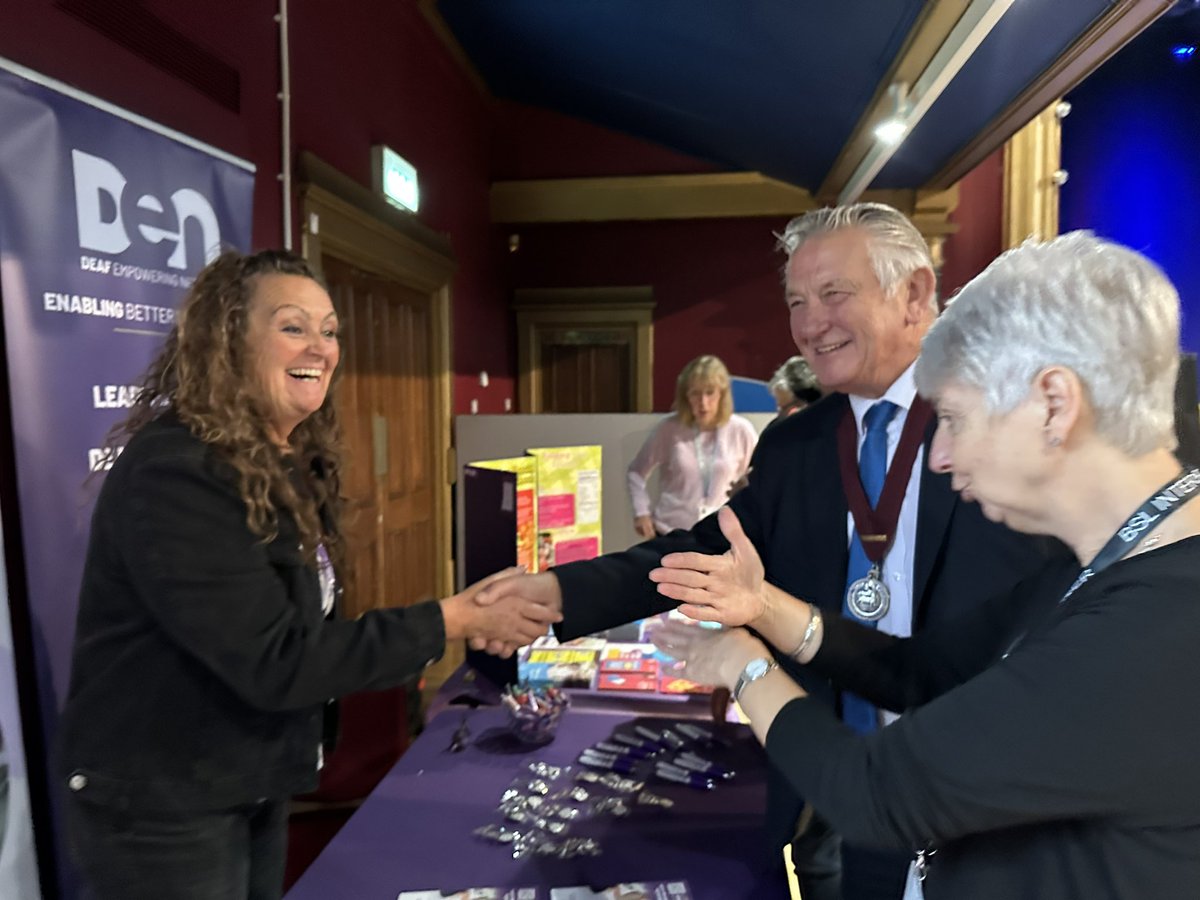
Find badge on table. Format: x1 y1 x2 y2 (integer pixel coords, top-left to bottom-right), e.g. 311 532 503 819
846 563 889 621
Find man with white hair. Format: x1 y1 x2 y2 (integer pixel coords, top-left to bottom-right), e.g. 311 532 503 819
477 203 1066 900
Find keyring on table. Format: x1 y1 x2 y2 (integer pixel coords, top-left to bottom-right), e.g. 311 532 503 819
446 713 471 752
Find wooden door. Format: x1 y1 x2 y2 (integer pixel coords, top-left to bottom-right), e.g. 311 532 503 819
539 330 633 412
514 287 655 413
324 254 438 619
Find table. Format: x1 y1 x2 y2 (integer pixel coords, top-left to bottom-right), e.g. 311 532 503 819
286 706 790 899
426 663 721 725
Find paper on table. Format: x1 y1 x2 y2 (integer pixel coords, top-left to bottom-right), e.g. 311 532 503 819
550 881 693 900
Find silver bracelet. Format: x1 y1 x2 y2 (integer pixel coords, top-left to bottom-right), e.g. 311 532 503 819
789 603 822 662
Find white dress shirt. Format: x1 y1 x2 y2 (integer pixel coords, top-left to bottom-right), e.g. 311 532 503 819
846 362 924 727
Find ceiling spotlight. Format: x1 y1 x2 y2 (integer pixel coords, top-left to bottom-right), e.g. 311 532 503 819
873 81 911 146
1172 44 1197 61
874 118 908 146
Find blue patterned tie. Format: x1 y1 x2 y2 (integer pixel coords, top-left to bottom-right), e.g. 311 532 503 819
842 400 899 735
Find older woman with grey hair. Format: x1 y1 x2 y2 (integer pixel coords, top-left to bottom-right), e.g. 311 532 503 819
649 232 1200 899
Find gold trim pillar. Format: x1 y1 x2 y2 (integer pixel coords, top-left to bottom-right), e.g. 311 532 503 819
1003 101 1067 248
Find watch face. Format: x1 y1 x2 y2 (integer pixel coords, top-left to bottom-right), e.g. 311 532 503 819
745 657 771 680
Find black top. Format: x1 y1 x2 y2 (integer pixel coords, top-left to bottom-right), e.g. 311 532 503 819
769 538 1200 900
57 414 446 813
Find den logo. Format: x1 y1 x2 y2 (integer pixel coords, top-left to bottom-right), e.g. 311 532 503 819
71 149 221 272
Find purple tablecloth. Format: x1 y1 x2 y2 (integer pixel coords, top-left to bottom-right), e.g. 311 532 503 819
287 706 790 899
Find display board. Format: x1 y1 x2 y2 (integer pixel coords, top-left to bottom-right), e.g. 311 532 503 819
468 457 539 573
454 413 775 591
527 446 603 567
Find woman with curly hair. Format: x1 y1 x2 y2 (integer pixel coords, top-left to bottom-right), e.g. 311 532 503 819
56 250 557 899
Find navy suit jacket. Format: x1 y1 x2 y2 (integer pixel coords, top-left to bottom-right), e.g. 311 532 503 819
556 392 1068 847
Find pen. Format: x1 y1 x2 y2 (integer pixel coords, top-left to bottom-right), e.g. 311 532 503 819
653 761 714 790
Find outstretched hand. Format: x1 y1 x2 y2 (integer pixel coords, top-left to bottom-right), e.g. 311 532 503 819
648 506 767 626
649 619 766 690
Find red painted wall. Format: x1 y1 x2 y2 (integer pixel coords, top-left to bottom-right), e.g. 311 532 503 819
0 0 509 413
493 99 723 180
940 148 1005 298
505 216 797 410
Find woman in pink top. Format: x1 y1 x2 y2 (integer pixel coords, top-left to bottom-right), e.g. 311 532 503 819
628 355 758 539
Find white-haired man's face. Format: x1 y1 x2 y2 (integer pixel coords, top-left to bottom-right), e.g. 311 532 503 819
784 227 929 399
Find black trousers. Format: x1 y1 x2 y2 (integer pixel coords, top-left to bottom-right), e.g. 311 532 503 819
65 793 289 900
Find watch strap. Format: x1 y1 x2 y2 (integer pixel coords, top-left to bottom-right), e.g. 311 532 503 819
732 658 778 705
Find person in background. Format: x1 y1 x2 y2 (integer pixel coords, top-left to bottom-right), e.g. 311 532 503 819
769 355 822 420
56 250 559 900
651 231 1200 899
627 354 758 539
475 203 1066 900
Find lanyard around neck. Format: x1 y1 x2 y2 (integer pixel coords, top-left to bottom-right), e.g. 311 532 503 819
694 426 720 500
1058 468 1200 604
835 396 932 563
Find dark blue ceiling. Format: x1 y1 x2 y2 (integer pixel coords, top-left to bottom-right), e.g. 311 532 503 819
878 0 1111 187
437 0 1132 191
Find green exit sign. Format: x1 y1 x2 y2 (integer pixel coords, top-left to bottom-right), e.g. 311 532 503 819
371 145 419 212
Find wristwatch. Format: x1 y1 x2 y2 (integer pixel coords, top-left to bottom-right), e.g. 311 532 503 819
732 656 778 705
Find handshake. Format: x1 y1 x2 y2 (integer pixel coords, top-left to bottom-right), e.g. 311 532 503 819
439 507 771 660
439 569 565 658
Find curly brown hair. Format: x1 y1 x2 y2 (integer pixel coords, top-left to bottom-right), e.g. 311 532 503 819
101 249 345 567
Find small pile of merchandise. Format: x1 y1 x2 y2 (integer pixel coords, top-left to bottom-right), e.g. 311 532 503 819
473 719 736 861
577 721 734 791
501 684 570 745
473 759 674 860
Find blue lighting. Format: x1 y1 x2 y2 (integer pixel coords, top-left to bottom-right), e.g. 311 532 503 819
1171 44 1197 60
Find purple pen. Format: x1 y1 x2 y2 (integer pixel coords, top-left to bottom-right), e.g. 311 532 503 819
633 725 673 748
595 740 655 759
579 750 640 775
657 728 686 749
654 762 714 790
675 752 735 780
612 732 655 751
674 722 713 742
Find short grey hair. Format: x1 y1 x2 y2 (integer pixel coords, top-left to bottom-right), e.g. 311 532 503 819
915 231 1179 456
777 202 935 304
769 355 821 404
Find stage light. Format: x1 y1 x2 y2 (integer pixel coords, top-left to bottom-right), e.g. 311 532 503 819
1171 44 1196 61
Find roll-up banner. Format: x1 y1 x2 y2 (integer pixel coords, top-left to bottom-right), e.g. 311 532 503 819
0 56 255 893
0 516 38 897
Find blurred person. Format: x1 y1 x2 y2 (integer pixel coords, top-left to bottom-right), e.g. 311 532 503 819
474 204 1065 900
627 355 757 539
769 355 822 420
56 250 558 900
651 232 1200 899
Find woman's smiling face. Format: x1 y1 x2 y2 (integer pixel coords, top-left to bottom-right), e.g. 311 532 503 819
245 273 340 446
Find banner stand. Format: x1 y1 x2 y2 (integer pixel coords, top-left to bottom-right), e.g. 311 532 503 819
0 58 255 898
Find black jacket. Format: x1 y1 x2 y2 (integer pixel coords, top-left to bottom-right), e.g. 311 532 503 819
56 414 445 813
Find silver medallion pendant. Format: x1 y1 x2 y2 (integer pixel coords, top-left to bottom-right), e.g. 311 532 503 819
847 564 890 621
